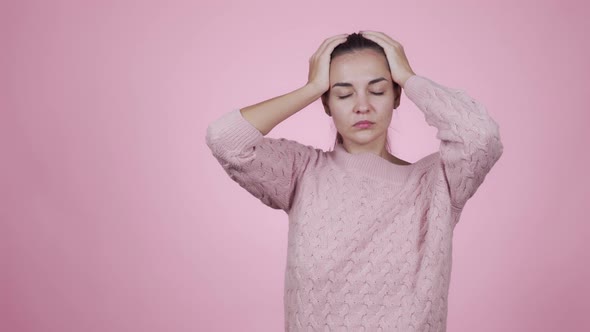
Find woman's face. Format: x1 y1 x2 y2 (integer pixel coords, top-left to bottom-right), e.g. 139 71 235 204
327 49 397 150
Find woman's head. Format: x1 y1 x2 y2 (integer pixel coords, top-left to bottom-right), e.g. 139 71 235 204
321 32 401 151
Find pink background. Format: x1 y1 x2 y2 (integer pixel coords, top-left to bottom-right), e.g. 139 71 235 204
3 0 589 331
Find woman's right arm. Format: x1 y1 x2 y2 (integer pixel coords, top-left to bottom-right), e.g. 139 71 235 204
205 34 350 212
239 33 349 135
239 84 324 136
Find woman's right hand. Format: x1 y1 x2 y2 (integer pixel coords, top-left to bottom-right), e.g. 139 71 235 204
306 33 349 93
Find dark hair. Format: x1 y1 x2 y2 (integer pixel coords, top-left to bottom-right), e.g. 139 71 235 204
321 32 401 148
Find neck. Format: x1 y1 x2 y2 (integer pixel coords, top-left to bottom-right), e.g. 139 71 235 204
342 138 391 161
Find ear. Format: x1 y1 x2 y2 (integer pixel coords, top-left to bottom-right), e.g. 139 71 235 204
393 83 401 109
321 93 332 116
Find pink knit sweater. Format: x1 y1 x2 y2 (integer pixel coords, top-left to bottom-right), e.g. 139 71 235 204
205 75 503 331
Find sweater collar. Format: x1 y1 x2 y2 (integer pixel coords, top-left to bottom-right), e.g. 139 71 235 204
330 143 415 183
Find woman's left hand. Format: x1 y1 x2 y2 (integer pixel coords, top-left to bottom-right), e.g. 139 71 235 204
360 30 416 88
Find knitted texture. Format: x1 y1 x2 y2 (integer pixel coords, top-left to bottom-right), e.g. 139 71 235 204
205 75 503 331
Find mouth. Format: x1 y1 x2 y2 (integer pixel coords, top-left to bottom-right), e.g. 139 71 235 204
353 120 375 128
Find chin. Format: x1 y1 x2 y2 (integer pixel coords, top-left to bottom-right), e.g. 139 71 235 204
345 135 378 145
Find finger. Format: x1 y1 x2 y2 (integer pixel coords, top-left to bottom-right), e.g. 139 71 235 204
315 34 348 54
363 32 398 46
311 40 346 64
360 30 389 38
362 33 400 50
361 30 400 46
361 33 390 48
321 36 349 56
314 34 348 59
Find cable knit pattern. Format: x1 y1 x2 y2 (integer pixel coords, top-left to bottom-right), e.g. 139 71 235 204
205 75 503 331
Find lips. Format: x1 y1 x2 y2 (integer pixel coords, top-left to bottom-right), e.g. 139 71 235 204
353 120 375 126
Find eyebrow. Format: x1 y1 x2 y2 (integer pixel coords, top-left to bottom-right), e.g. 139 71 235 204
331 77 388 88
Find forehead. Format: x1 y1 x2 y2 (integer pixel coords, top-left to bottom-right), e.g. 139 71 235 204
330 49 390 83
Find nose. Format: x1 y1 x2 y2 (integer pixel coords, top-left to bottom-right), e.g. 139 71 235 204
355 93 370 113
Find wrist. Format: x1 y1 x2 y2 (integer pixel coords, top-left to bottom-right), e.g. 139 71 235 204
399 72 416 88
304 82 328 99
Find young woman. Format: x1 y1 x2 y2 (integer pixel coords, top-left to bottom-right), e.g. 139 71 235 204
206 31 503 331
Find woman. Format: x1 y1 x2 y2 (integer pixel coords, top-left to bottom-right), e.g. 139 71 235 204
206 31 503 331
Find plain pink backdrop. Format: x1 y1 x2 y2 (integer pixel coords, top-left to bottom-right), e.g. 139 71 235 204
2 0 589 331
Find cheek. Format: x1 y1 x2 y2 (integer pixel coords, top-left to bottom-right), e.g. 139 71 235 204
330 112 348 131
328 100 349 118
377 95 396 109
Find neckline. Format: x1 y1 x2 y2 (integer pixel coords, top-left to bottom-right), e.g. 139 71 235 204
329 143 415 183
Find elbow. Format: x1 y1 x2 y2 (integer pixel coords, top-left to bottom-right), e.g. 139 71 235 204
490 136 504 162
205 118 227 149
482 123 504 163
205 122 224 157
205 124 233 167
205 124 215 151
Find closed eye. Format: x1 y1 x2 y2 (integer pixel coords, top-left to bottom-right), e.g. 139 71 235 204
338 92 384 99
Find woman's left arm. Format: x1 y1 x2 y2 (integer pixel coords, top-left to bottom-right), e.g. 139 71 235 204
360 30 504 210
404 75 504 210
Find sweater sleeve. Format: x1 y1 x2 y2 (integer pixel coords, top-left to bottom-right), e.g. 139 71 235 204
205 109 320 212
403 75 504 210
